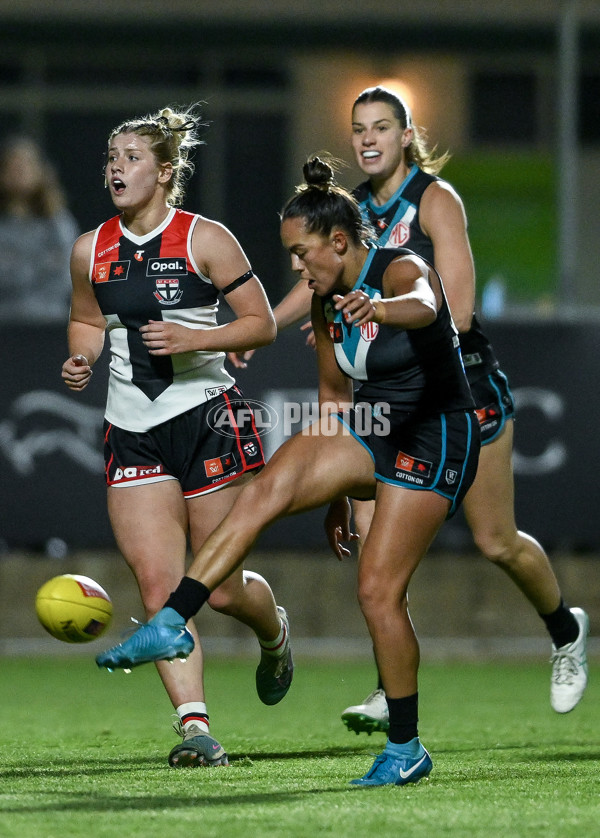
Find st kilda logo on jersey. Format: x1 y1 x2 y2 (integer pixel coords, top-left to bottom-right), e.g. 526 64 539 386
147 257 187 305
153 278 183 305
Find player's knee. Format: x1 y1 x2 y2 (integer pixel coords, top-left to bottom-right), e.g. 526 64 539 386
236 469 295 523
134 569 180 617
357 575 406 621
204 570 247 614
472 526 517 567
356 584 377 620
206 587 236 614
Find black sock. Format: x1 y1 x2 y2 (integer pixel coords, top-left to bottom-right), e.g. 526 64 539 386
387 692 419 744
164 576 211 622
539 598 578 648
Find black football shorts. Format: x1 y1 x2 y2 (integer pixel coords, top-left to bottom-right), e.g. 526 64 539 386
469 369 515 445
337 404 480 518
104 386 264 497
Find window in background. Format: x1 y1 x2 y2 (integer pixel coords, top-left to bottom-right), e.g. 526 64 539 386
470 71 538 144
579 73 600 143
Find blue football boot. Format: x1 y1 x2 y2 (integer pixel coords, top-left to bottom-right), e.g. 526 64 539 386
96 607 194 671
350 738 432 787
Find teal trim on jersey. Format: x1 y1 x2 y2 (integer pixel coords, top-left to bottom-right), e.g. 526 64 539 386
352 245 378 291
363 164 419 216
334 309 362 371
332 247 379 375
359 164 419 247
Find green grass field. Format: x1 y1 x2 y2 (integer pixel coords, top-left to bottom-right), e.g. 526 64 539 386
0 656 598 838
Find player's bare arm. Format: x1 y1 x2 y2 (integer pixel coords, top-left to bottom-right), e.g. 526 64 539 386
419 180 475 332
333 254 436 329
140 217 276 356
62 232 106 391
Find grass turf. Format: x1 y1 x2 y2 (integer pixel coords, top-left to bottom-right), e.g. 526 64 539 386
0 656 598 838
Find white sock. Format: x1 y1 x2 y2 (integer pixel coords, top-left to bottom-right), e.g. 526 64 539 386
177 701 209 734
259 617 287 657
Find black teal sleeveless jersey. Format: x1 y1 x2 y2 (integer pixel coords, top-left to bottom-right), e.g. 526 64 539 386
353 166 498 381
322 246 473 414
90 207 234 432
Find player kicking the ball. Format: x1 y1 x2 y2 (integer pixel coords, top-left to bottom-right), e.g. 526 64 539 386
97 156 481 788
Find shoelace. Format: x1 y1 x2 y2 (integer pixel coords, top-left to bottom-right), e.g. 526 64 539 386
111 616 145 641
171 716 185 738
551 651 580 684
365 753 389 777
112 616 156 643
273 651 291 678
363 689 385 705
260 641 290 674
171 718 209 742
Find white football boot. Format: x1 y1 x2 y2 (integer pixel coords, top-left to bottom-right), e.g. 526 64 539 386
342 688 389 735
550 607 589 713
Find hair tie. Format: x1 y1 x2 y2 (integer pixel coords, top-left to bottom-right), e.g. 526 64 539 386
158 116 196 134
174 119 196 133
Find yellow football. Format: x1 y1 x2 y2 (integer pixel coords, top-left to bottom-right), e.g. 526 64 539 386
35 574 113 643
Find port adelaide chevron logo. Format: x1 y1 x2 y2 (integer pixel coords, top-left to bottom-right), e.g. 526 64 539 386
147 257 187 305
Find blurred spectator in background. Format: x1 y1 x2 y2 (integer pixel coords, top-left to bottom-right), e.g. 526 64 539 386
0 135 79 323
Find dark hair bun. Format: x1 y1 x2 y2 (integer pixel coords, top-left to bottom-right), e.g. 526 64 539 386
303 156 335 190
